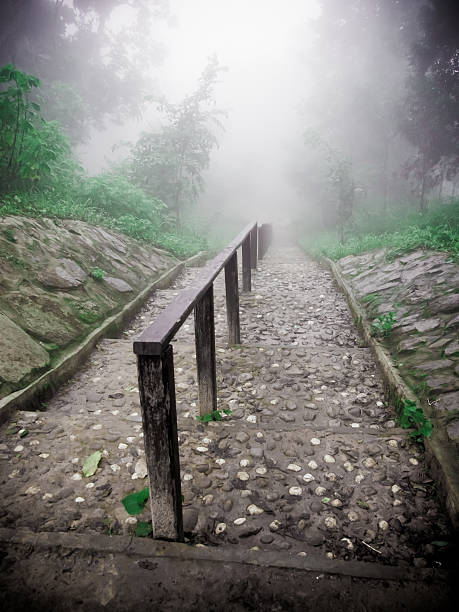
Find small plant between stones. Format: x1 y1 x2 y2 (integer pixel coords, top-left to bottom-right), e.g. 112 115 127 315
196 408 232 423
371 311 396 337
399 398 433 441
122 487 152 537
90 267 105 280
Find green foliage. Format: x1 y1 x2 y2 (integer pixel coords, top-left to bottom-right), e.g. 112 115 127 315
1 191 205 260
2 227 16 242
0 65 208 260
371 312 396 337
81 173 166 222
399 398 433 442
90 267 105 280
300 201 459 260
0 64 75 194
122 487 150 516
40 342 59 352
196 408 232 423
135 521 153 537
82 451 102 477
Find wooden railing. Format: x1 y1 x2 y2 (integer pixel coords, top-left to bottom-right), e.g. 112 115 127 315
133 222 272 541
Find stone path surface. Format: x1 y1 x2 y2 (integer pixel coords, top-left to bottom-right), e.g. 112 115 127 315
0 246 453 570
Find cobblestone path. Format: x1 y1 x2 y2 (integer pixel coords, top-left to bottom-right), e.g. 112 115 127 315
0 247 452 568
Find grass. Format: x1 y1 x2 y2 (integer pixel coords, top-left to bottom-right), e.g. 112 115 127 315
299 201 459 261
0 191 207 260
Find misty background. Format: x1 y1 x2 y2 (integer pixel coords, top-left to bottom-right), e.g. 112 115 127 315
0 0 458 243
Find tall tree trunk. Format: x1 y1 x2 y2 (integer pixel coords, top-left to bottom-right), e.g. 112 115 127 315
419 151 428 213
382 136 389 211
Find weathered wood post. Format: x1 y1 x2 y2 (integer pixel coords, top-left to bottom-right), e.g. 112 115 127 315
267 224 273 251
194 284 217 416
258 224 266 260
136 345 183 541
224 252 240 345
250 223 258 269
242 234 251 292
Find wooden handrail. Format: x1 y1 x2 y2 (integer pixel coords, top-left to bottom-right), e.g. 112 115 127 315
133 221 272 541
133 221 256 356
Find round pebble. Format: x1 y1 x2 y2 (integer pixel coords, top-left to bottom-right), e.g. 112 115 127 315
310 438 321 446
247 504 264 515
303 473 315 483
289 486 302 496
341 537 354 550
324 516 337 529
234 517 247 526
323 455 335 464
287 464 302 472
237 471 250 481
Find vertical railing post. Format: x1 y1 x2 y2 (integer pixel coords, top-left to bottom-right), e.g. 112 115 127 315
242 234 251 292
258 224 265 260
137 344 183 541
224 252 240 345
250 223 258 269
194 284 217 416
267 224 273 251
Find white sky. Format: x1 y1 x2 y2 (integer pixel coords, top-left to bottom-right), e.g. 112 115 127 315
79 0 321 223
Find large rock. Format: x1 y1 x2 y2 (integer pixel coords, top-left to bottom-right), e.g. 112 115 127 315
1 293 82 345
104 277 133 293
429 293 459 314
0 313 49 385
37 258 86 289
417 359 453 373
426 374 459 394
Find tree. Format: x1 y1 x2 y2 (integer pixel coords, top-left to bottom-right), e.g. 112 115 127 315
130 57 226 227
400 0 459 210
294 0 416 216
0 64 74 194
304 130 355 242
0 0 167 143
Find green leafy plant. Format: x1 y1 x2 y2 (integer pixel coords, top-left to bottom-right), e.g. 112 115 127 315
196 408 232 423
104 518 113 536
2 228 17 242
371 311 396 337
399 398 433 441
122 487 150 515
90 267 105 280
135 521 153 537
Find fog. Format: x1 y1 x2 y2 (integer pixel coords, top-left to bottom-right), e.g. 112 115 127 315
77 0 321 227
2 0 456 236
